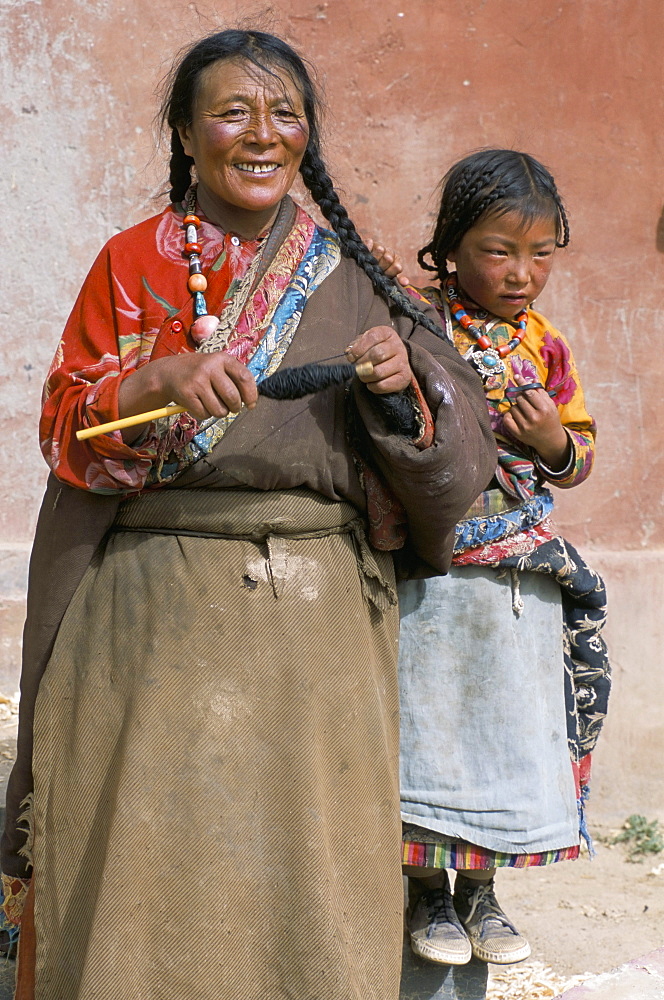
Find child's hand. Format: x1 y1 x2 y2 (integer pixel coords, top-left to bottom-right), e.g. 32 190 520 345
502 373 570 470
365 238 411 287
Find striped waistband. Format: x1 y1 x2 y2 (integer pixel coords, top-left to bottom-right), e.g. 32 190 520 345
115 487 396 611
462 488 524 519
454 489 554 554
114 487 360 541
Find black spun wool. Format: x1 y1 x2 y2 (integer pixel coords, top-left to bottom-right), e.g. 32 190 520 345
258 362 419 437
258 363 355 399
376 393 420 438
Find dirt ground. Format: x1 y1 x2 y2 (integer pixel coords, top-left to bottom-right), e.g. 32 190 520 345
485 823 664 992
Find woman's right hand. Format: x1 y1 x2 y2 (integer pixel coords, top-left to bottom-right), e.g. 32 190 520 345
118 352 258 441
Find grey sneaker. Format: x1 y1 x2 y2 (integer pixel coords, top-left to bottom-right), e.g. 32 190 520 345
453 879 531 965
408 872 472 966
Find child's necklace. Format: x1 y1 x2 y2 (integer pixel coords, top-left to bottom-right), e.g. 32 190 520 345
445 273 528 382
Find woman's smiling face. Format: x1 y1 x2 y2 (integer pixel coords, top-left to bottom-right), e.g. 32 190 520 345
178 56 310 232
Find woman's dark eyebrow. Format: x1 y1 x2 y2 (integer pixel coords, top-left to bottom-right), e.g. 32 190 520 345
211 89 297 106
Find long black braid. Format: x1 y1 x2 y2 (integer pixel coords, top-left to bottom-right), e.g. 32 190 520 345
418 149 570 280
160 29 442 339
299 146 441 337
168 129 194 207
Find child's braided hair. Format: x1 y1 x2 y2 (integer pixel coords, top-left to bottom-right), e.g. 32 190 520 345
418 149 570 279
161 29 441 338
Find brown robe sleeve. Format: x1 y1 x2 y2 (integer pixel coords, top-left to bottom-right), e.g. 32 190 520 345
350 286 496 575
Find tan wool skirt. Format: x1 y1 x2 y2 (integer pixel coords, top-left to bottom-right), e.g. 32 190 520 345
29 488 402 1000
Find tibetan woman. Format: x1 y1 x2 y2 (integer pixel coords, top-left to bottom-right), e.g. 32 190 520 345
2 29 494 1000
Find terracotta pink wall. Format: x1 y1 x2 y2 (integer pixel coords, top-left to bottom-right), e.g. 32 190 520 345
0 0 662 815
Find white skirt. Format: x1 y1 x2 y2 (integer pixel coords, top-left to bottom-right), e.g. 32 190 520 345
398 566 579 854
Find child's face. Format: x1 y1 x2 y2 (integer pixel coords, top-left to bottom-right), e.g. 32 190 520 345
447 210 558 321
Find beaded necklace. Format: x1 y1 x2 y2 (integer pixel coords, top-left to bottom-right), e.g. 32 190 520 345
181 187 266 351
183 188 210 320
445 272 528 382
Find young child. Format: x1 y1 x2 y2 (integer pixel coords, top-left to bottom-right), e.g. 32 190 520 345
376 149 610 966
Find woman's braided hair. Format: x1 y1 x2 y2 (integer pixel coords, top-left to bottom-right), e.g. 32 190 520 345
418 149 570 279
160 29 441 337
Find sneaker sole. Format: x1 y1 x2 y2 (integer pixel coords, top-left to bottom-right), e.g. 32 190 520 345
410 937 472 966
471 940 531 965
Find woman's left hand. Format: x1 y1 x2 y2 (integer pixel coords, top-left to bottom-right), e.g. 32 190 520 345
364 238 411 287
345 326 412 394
502 373 570 470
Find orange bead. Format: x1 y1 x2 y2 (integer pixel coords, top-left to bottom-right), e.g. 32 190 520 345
477 335 492 350
183 214 200 227
188 273 208 293
184 242 202 255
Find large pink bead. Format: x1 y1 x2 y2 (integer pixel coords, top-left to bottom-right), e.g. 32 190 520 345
190 314 219 345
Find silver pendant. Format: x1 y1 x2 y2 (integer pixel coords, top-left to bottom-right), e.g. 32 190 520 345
468 347 506 383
